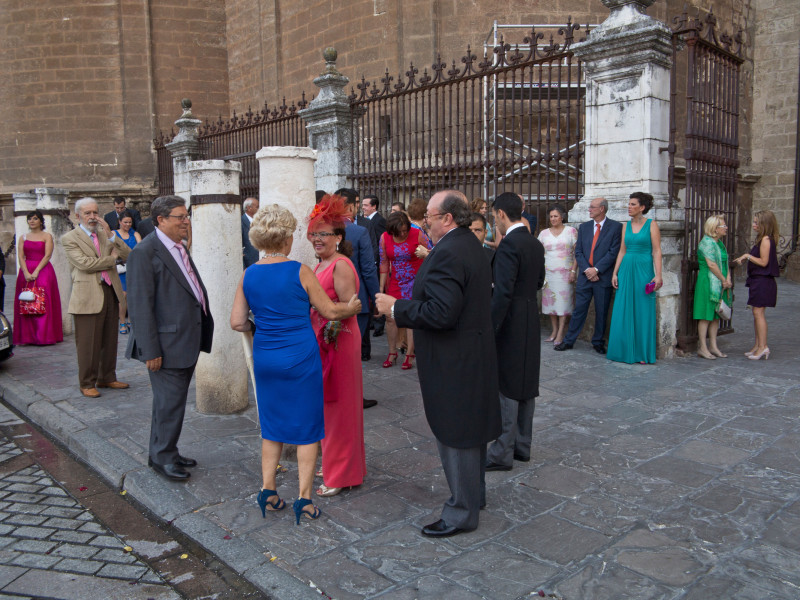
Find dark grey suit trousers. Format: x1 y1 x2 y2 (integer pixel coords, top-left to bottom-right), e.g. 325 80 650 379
436 441 487 530
149 364 196 465
487 391 536 467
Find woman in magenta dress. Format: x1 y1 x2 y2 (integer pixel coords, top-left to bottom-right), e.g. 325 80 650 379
379 211 428 370
734 210 780 361
308 195 366 497
13 210 63 345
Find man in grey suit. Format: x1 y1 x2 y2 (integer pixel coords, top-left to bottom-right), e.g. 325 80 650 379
126 195 214 481
241 197 259 268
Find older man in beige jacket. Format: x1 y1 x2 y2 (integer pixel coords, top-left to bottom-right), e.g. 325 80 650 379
62 197 131 398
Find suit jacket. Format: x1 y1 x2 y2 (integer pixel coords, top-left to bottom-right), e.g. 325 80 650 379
104 208 142 232
136 218 155 238
241 214 259 268
574 218 622 289
394 227 500 448
62 228 131 314
345 220 380 313
125 233 214 369
357 215 379 263
367 212 387 242
492 226 545 400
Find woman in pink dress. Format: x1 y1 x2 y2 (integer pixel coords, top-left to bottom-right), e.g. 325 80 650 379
307 195 366 497
537 205 578 344
13 210 63 345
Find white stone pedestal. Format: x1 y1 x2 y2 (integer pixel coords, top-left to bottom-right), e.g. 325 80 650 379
35 188 73 335
256 146 318 267
188 160 248 414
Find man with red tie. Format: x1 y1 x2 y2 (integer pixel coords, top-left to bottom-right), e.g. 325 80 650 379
125 196 214 481
554 197 622 354
63 198 133 398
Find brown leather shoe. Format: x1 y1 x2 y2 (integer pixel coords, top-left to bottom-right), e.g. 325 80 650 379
96 381 129 389
80 388 101 398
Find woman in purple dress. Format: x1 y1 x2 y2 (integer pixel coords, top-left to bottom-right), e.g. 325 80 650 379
13 210 63 345
734 210 779 361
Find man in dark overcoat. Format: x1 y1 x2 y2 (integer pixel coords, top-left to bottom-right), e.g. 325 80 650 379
486 192 545 471
376 190 500 537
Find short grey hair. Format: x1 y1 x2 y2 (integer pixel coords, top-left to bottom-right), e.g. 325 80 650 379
151 195 186 225
243 197 258 211
74 197 97 215
596 197 608 214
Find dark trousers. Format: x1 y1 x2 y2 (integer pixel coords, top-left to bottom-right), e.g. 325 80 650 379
487 392 536 466
437 441 486 530
358 313 370 358
149 364 196 465
73 285 119 388
563 283 614 347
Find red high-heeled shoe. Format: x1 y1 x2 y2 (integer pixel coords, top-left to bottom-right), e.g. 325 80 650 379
401 354 415 370
383 352 398 368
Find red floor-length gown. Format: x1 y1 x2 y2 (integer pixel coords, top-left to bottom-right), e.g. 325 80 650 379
13 239 63 345
310 257 366 488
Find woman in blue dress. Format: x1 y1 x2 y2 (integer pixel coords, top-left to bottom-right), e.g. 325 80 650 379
607 192 663 364
230 204 361 525
115 210 141 334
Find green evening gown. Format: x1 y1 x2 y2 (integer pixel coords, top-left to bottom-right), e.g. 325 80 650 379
607 219 656 364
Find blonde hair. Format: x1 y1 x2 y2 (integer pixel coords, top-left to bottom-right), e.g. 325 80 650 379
470 197 486 212
754 210 779 246
703 214 727 237
249 204 296 252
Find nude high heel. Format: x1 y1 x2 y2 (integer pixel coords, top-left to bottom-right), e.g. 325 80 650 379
748 347 770 360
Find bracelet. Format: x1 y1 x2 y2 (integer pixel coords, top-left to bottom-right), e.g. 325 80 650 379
390 304 395 320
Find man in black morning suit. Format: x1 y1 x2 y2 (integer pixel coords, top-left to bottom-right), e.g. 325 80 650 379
555 197 622 353
376 190 500 537
485 192 545 471
126 195 214 481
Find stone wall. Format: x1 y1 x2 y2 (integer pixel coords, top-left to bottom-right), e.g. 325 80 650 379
0 0 229 195
749 0 799 277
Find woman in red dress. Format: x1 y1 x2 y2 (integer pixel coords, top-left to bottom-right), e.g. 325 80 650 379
307 196 367 497
379 211 428 370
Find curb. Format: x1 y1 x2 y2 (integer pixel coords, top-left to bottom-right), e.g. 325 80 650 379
0 375 322 600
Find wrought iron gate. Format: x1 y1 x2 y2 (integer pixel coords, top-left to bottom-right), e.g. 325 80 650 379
668 9 745 350
349 20 587 224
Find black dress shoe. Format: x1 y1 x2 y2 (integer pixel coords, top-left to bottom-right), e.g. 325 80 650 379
554 342 574 351
593 345 607 354
421 519 469 537
513 453 530 462
372 328 384 337
150 461 190 481
363 398 378 409
175 455 197 468
485 461 512 472
361 354 371 362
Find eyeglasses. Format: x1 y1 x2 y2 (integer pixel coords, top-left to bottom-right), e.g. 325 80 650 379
308 231 336 240
165 214 191 222
424 212 445 222
716 224 728 228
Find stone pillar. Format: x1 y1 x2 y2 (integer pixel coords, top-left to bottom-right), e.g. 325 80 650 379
35 188 73 335
298 48 353 193
166 99 202 205
188 160 248 414
255 146 318 267
571 0 682 358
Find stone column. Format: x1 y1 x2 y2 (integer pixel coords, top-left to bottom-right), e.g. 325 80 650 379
298 48 353 194
166 99 202 205
255 146 318 267
35 188 74 335
571 0 682 358
188 160 248 414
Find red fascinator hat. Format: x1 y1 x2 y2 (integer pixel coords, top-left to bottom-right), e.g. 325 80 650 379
308 194 349 230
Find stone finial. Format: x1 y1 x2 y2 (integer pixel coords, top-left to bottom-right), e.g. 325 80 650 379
601 0 657 11
322 47 341 76
180 98 193 118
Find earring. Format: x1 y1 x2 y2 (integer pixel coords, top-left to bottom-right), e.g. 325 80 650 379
336 242 339 251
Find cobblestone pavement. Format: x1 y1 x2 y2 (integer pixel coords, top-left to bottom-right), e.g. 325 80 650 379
1 281 798 600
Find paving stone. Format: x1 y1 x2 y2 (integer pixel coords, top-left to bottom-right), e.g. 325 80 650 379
635 456 722 488
3 568 180 600
517 464 600 498
0 565 28 588
10 551 62 569
505 514 611 565
89 535 124 548
50 530 95 544
11 525 56 540
672 439 752 468
95 562 149 580
51 543 99 559
40 496 77 508
554 560 675 600
297 551 391 600
617 546 708 586
92 547 138 564
4 502 46 515
51 557 104 575
40 506 84 519
9 539 58 554
372 575 485 600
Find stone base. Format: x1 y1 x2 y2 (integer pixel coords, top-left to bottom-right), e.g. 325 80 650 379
784 252 800 282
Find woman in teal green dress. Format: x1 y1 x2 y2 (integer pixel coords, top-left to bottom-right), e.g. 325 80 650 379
693 215 732 360
607 192 663 364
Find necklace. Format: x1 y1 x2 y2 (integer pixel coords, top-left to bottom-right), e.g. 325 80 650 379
264 252 286 258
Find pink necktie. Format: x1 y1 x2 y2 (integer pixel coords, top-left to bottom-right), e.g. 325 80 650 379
91 233 112 286
175 243 207 313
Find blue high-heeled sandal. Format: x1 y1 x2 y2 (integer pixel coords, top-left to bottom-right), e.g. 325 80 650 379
257 489 286 517
293 498 321 525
